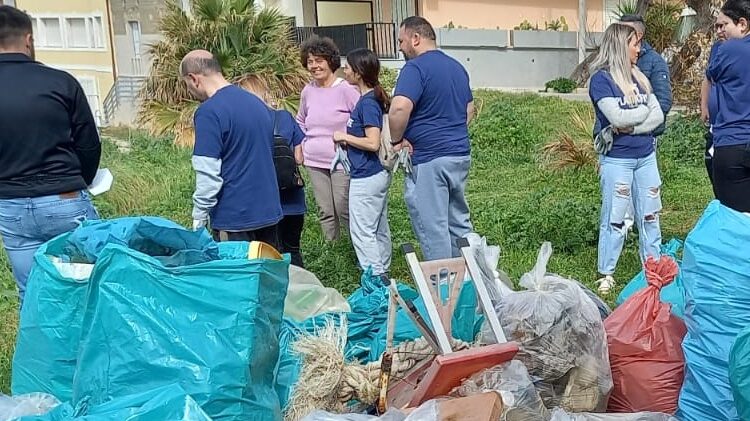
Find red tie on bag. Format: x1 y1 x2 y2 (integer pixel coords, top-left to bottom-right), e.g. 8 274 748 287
604 255 686 414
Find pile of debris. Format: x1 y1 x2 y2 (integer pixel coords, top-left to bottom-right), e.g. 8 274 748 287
4 202 750 421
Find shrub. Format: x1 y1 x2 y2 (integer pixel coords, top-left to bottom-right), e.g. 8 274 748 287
658 114 706 166
379 67 398 96
514 19 538 31
644 0 683 52
545 77 578 93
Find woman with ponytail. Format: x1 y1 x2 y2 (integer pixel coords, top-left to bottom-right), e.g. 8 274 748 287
588 23 665 294
333 48 392 277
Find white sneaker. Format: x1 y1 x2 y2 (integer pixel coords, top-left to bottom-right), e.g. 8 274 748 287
596 275 615 295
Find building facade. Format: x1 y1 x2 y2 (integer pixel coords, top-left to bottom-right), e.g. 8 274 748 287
13 0 116 126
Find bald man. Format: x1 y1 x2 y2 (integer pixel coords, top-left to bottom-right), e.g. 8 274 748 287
181 50 282 248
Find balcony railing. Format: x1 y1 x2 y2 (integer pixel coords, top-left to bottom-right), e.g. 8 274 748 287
294 22 399 60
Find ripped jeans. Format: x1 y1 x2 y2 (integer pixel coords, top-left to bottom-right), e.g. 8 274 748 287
598 152 662 275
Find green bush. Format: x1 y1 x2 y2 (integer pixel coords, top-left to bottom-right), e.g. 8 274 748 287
658 114 707 166
514 19 538 31
545 77 578 94
644 0 682 52
379 66 398 96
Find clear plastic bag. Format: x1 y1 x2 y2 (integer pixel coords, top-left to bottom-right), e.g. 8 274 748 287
285 265 351 322
0 393 61 420
465 233 514 299
300 399 438 421
550 407 678 421
451 360 550 421
497 242 613 412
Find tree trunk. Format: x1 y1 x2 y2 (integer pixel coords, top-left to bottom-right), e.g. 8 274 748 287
635 0 652 16
569 49 599 87
687 0 721 33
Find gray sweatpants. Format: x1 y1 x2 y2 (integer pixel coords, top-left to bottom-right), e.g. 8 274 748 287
349 170 392 275
404 155 473 260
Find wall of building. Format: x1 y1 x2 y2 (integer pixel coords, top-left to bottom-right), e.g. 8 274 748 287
109 0 164 77
15 0 116 125
381 28 603 89
418 0 607 32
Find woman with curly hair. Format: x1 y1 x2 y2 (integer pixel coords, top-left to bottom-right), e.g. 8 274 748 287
296 36 360 241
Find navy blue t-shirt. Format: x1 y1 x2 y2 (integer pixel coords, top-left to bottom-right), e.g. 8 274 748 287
707 42 721 127
706 35 750 147
589 70 654 159
193 85 282 230
273 108 307 216
346 91 384 179
394 50 472 165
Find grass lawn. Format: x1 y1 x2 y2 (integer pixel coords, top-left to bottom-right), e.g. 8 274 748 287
0 91 712 393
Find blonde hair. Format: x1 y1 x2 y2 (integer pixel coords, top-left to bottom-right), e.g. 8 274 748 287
591 23 652 106
238 75 277 107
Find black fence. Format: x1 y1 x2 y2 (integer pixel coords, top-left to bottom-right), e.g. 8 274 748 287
294 22 399 59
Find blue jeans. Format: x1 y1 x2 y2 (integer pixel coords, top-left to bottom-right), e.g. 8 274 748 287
405 155 474 260
0 191 99 308
598 152 662 275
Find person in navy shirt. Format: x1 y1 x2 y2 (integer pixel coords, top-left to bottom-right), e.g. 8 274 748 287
240 75 307 266
700 22 726 189
705 0 750 213
333 48 392 276
180 50 282 248
588 23 665 294
388 16 476 260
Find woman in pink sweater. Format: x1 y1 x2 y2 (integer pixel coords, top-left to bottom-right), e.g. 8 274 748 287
297 36 360 241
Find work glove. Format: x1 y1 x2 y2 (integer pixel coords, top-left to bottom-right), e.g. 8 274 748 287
330 144 351 174
192 219 208 231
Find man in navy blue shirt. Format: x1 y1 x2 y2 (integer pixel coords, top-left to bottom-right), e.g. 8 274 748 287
389 16 476 260
180 50 282 248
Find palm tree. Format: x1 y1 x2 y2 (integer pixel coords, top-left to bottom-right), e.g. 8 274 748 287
139 0 309 147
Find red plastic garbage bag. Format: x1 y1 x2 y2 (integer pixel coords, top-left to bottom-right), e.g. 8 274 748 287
604 255 686 414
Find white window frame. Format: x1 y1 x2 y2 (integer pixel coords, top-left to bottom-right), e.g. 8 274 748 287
31 13 107 51
76 76 103 127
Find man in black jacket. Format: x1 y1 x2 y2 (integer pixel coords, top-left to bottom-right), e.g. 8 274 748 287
0 5 101 309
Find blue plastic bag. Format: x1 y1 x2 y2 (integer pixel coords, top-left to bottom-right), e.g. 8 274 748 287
12 217 217 402
71 234 289 421
616 239 686 319
730 325 750 421
18 384 212 420
677 201 750 421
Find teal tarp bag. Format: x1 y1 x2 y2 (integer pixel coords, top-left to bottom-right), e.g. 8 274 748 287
616 238 686 318
730 325 750 421
12 232 89 402
11 217 219 401
677 201 750 421
345 271 484 363
72 238 289 421
19 384 212 420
